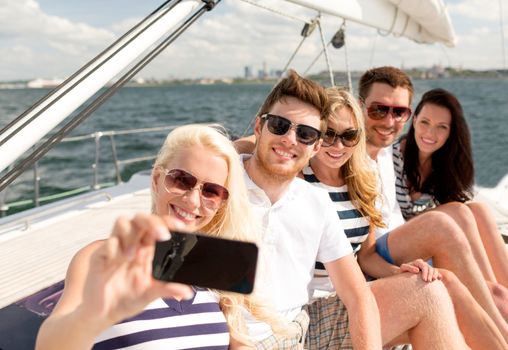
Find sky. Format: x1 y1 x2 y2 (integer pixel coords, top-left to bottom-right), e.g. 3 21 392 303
0 0 507 81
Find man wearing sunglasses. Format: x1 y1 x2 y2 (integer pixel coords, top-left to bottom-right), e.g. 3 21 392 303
238 70 468 349
359 66 508 341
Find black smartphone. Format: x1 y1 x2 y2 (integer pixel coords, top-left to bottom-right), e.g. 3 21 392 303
152 231 258 294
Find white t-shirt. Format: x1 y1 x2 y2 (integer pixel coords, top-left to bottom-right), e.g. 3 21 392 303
370 146 405 237
241 155 353 340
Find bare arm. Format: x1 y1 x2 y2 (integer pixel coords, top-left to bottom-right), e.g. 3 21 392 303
233 134 256 154
325 254 382 349
229 336 254 350
36 214 192 350
357 229 401 278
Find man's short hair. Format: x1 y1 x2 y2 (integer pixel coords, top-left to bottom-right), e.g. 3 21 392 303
358 66 414 104
257 69 329 132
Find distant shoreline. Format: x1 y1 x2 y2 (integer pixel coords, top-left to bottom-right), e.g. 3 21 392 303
1 68 507 89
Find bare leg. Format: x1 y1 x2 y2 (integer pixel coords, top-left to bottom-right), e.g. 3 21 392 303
434 202 497 282
467 201 508 287
387 211 508 341
489 281 508 322
370 274 469 350
439 269 508 349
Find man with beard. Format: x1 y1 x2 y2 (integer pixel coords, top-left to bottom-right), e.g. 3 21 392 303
238 70 468 349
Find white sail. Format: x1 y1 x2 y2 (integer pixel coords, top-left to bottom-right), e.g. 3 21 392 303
285 0 456 46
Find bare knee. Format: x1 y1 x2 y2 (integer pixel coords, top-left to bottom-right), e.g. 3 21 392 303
466 201 495 223
422 279 450 304
488 281 508 300
438 269 469 299
439 269 460 286
439 202 477 226
418 279 461 327
378 274 451 310
421 211 470 252
466 201 488 213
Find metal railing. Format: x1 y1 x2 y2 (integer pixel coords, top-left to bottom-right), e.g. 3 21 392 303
0 124 177 217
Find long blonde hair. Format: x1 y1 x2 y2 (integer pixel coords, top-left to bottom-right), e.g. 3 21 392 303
327 88 385 230
152 124 291 345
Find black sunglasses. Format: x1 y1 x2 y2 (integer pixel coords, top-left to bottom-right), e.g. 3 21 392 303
161 168 229 211
366 103 411 122
322 128 361 147
260 113 321 145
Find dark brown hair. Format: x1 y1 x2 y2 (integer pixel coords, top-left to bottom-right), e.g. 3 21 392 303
257 69 330 132
358 66 414 104
403 88 474 203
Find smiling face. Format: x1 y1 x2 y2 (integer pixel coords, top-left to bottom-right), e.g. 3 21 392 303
254 96 322 181
313 107 357 170
413 103 451 155
152 145 228 232
363 82 411 150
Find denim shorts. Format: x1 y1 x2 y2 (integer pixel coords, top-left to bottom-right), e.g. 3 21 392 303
376 232 433 266
375 233 395 264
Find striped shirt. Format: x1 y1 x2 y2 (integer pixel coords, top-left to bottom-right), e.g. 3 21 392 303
393 141 436 220
93 289 229 350
302 165 370 291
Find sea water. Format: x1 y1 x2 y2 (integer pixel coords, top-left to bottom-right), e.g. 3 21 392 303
0 78 507 213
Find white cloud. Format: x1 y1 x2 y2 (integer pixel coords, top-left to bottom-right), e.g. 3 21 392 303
0 0 507 80
448 0 506 22
1 0 114 43
131 0 314 78
0 0 115 79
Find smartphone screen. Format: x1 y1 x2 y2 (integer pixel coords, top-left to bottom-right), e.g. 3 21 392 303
152 231 258 294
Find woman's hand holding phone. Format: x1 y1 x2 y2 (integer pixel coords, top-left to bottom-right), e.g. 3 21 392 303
81 213 194 326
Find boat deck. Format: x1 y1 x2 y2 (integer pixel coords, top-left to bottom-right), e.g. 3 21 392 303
0 175 151 309
0 173 506 309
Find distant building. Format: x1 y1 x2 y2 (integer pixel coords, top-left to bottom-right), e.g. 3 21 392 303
134 77 146 84
255 62 269 80
424 64 449 79
244 66 253 79
198 78 215 85
270 69 283 78
27 78 64 88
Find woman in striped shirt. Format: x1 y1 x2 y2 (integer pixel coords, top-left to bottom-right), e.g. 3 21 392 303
36 124 288 350
393 88 508 317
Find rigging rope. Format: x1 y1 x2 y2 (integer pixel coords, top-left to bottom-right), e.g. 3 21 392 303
342 21 353 93
240 15 319 138
302 41 330 76
317 17 335 86
282 36 308 74
499 0 507 70
303 20 353 91
0 0 179 147
368 34 378 68
238 0 308 23
0 1 217 193
281 17 318 74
